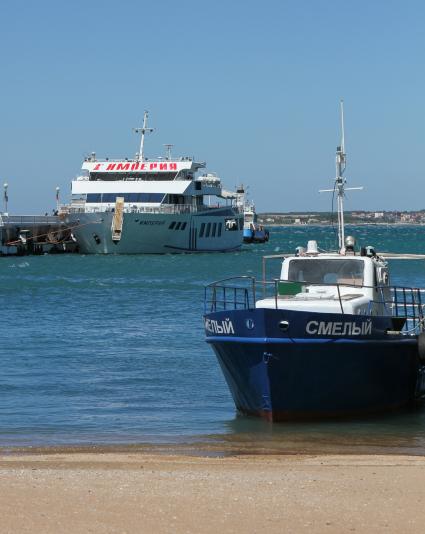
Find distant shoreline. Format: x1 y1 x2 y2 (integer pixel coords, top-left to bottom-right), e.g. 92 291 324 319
262 222 425 228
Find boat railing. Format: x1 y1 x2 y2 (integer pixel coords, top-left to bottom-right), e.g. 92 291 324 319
1 215 61 225
204 277 425 333
204 276 256 313
374 286 425 333
83 156 196 163
67 204 241 215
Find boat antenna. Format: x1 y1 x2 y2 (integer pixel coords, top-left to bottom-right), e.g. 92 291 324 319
164 144 173 160
320 100 363 254
133 111 154 161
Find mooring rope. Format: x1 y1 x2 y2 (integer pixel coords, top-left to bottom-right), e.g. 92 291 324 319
5 219 102 246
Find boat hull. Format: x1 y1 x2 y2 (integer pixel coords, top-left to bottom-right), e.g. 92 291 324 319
204 308 425 421
243 228 269 244
65 209 243 254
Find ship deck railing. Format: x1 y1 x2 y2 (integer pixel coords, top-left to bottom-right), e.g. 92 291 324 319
83 156 197 163
204 277 425 334
65 204 242 215
1 214 61 225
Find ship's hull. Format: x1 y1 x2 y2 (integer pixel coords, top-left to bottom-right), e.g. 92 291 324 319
66 208 243 254
204 308 425 421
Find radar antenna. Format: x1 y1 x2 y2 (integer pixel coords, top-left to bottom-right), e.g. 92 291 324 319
320 100 363 254
133 111 154 161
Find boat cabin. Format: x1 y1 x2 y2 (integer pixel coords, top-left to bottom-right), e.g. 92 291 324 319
69 157 231 215
257 240 391 315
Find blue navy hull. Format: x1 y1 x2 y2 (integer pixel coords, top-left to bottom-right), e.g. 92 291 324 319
204 309 425 421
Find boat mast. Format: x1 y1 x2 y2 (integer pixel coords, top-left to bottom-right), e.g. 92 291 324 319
133 111 154 161
320 100 362 254
336 100 347 252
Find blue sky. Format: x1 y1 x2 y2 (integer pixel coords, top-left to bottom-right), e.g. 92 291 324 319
0 0 423 213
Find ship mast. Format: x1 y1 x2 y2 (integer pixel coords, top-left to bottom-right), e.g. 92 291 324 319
320 100 363 254
133 111 154 161
336 100 347 252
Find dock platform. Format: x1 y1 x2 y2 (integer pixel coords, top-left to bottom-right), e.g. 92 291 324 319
0 214 77 255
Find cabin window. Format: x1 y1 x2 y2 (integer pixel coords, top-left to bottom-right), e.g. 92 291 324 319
199 223 205 237
217 223 222 237
287 259 364 286
86 193 166 204
169 221 176 229
89 172 178 181
102 193 118 203
225 219 238 231
145 193 165 203
206 223 211 237
211 223 217 237
175 222 181 230
181 222 187 230
86 193 102 203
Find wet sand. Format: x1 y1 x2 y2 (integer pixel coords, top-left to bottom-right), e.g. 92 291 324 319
1 451 425 533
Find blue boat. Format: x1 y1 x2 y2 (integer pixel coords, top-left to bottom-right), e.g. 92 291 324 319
236 185 270 244
204 266 425 420
242 204 270 244
203 103 425 421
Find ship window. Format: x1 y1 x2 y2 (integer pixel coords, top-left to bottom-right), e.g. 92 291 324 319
175 222 182 230
169 221 176 229
217 223 222 237
287 259 364 286
181 222 187 230
86 193 102 203
225 219 238 231
132 193 165 203
205 223 211 237
93 193 166 204
102 193 119 203
199 223 205 237
211 223 217 237
148 193 165 203
195 181 201 190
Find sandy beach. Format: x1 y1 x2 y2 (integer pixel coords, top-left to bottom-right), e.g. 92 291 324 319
1 451 425 533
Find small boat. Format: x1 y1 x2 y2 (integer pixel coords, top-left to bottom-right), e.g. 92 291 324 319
236 185 270 244
203 103 425 421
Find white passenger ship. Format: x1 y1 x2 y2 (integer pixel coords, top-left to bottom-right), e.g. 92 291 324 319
63 112 243 254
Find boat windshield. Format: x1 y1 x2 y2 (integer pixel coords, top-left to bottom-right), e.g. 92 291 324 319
287 258 364 286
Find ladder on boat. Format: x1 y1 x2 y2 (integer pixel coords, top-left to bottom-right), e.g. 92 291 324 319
111 197 125 242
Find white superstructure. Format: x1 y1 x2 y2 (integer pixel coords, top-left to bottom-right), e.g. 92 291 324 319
257 244 391 316
63 112 243 253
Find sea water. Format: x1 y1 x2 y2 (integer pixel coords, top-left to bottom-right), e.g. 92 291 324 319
2 224 425 455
